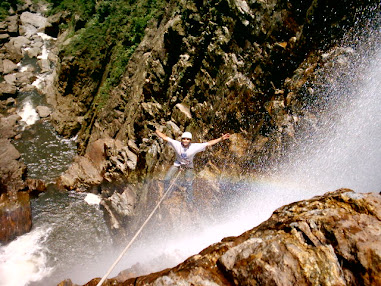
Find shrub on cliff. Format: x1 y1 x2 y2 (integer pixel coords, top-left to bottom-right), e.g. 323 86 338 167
0 0 19 20
50 0 166 110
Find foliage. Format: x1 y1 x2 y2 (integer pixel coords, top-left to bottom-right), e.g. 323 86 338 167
0 0 20 20
50 0 167 109
47 0 97 20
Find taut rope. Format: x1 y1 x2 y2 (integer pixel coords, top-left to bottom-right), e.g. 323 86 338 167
96 169 183 286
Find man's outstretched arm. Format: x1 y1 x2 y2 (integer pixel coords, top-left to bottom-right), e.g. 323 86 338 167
206 133 231 147
156 129 170 141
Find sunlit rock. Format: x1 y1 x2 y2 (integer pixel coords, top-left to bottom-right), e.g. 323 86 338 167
77 189 381 286
2 59 18 74
36 105 51 118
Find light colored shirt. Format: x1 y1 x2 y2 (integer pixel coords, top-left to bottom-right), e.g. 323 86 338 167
167 138 207 168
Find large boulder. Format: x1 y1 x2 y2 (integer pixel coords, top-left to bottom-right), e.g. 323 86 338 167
0 114 21 139
57 138 139 191
72 189 381 286
0 82 17 98
0 139 26 193
0 191 32 243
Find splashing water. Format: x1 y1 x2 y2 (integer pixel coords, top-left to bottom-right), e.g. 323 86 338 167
276 41 381 194
0 227 52 286
18 101 39 126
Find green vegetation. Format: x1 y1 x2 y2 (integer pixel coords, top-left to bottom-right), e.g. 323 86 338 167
47 0 167 109
0 0 20 20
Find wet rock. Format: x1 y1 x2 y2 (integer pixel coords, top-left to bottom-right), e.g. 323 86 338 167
100 184 137 236
36 105 51 118
172 103 192 127
0 139 26 192
0 191 32 243
58 138 139 191
25 178 46 193
58 155 104 191
0 82 17 98
19 11 48 38
80 189 381 286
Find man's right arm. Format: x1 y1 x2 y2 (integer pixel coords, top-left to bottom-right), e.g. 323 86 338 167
156 129 169 141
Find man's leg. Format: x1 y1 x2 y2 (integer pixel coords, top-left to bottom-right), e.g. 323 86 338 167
184 168 195 203
164 165 179 194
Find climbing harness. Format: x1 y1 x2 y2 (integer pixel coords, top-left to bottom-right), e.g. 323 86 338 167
96 169 183 286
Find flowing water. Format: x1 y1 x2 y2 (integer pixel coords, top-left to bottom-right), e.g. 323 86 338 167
0 10 380 286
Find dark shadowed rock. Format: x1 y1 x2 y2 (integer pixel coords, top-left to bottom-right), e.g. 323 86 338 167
72 189 380 286
0 191 32 243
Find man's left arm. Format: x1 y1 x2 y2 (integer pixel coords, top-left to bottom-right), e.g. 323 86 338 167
206 133 231 147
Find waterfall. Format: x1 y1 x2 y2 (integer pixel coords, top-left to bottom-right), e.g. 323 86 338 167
276 38 381 194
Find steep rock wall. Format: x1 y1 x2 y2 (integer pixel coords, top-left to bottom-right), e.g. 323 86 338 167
52 0 379 188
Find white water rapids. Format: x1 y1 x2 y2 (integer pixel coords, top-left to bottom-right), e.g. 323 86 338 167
1 14 380 286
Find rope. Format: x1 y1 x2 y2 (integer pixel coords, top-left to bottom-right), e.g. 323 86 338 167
96 168 183 286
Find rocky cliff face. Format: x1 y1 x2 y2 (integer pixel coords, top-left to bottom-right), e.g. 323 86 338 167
59 189 381 286
48 0 380 243
52 0 379 189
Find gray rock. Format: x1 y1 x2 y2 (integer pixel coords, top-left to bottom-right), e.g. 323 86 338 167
20 12 47 30
10 36 30 51
3 41 23 63
2 58 18 74
0 114 21 139
0 82 17 98
6 15 19 35
25 46 40 58
36 105 51 118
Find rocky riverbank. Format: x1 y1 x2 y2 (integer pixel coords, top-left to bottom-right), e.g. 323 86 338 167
0 0 63 243
59 189 381 286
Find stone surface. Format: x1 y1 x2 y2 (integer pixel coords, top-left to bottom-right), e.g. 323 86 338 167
0 139 26 193
74 189 381 286
0 82 17 98
0 191 32 243
2 58 18 74
50 0 379 196
36 105 51 117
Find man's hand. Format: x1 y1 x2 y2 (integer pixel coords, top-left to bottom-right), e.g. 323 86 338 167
221 133 231 140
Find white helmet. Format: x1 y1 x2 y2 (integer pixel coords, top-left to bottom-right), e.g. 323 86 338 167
181 131 192 139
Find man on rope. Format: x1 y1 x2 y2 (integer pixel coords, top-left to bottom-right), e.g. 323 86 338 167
155 128 231 204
